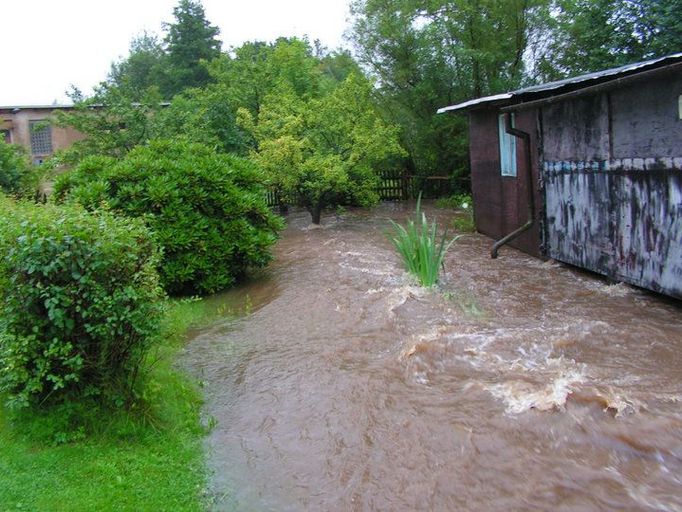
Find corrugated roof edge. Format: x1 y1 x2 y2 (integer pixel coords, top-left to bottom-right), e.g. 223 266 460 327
437 51 682 114
437 93 512 114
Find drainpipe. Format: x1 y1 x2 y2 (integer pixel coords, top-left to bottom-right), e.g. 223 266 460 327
491 113 535 259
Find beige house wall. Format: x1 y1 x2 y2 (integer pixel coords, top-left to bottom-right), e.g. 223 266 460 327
0 106 85 162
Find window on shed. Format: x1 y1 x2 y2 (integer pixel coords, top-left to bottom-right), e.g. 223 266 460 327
498 113 516 177
29 120 53 155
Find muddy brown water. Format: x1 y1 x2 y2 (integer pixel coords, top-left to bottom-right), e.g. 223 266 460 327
181 202 682 511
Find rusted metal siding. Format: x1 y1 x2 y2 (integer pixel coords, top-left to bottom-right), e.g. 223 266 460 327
541 74 682 299
468 109 542 257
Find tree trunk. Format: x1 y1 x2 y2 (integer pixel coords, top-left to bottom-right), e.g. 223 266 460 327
310 204 322 225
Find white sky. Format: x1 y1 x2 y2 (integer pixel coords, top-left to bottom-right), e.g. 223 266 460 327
1 0 352 106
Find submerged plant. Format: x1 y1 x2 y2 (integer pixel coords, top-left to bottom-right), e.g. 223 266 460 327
388 194 460 287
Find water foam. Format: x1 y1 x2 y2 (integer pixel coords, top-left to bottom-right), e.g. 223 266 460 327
486 370 586 414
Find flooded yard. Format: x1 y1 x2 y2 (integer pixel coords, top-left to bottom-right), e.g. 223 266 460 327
181 202 682 511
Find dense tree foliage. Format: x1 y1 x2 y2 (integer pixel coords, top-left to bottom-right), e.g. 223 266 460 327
537 0 682 79
108 33 167 98
241 72 404 223
162 0 222 96
349 0 551 181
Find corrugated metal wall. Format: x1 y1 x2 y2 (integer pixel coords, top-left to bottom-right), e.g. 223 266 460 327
541 74 682 298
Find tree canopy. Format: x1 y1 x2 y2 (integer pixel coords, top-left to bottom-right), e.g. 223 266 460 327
240 71 405 223
58 0 682 215
162 0 222 96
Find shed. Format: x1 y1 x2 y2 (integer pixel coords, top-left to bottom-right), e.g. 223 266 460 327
439 53 682 299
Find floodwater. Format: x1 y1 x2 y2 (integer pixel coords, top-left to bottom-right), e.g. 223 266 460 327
181 202 682 511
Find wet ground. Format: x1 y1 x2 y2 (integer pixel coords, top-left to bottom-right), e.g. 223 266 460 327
181 202 682 511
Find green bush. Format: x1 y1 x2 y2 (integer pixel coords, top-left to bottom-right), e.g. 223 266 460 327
55 139 284 295
389 195 459 287
0 140 33 196
0 196 164 409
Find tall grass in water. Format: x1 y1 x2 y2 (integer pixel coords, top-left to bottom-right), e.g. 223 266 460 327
389 195 460 287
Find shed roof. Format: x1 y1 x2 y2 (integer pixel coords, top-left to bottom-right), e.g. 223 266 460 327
437 52 682 114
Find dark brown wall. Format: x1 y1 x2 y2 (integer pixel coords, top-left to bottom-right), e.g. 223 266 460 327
468 108 542 257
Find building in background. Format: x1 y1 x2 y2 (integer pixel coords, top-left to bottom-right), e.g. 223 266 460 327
0 105 84 164
439 52 682 299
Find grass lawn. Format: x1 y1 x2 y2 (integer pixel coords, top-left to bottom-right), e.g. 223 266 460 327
0 298 219 512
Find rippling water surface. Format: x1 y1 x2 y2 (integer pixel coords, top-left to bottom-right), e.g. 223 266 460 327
181 202 682 511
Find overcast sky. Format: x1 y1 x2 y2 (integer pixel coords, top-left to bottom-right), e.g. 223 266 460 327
1 0 352 106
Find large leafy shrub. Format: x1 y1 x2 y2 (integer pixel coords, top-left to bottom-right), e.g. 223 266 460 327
0 197 164 409
0 140 33 196
55 139 283 295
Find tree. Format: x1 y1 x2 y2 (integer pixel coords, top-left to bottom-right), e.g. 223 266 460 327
635 0 682 59
241 73 405 224
162 0 222 97
536 0 682 80
349 0 550 183
107 32 167 100
155 37 328 156
541 0 645 77
56 85 166 162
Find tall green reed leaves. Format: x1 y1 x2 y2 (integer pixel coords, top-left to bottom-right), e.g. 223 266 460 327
388 194 460 287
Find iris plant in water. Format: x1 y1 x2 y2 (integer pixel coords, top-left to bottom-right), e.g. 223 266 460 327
388 194 460 287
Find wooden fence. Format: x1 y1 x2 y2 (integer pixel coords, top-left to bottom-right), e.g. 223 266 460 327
376 170 461 201
265 171 465 208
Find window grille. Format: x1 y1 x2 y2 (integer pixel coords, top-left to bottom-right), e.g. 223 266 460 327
30 121 53 155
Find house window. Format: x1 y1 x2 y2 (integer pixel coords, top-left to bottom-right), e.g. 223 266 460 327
0 129 10 143
29 120 53 155
498 113 517 177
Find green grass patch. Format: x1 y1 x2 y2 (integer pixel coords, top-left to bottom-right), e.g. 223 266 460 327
434 193 471 210
0 298 220 512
